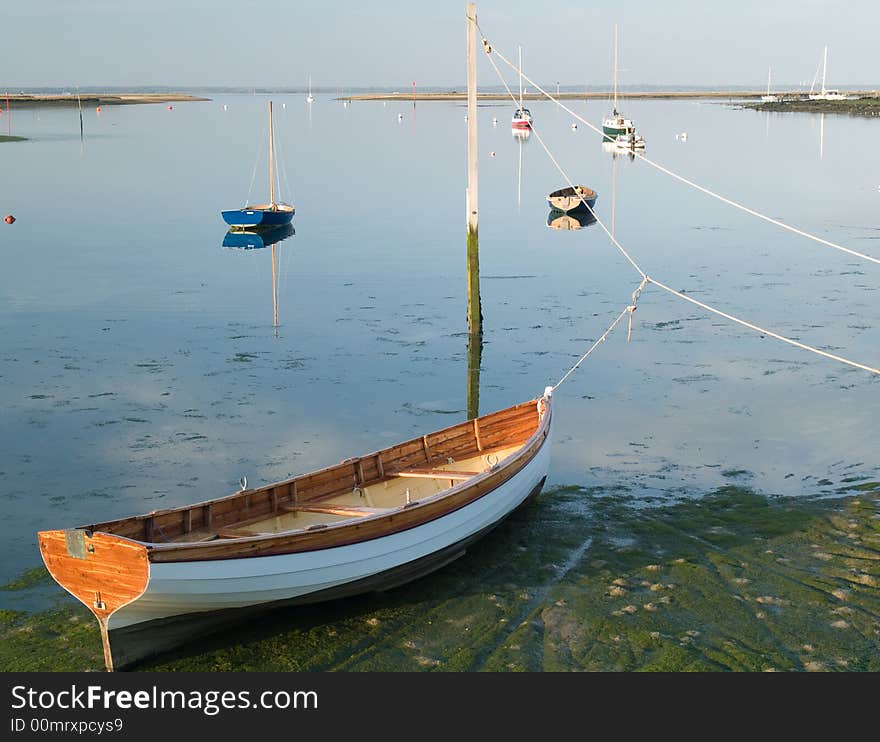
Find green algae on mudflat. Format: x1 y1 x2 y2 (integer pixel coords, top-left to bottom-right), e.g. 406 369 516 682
0 566 54 591
0 605 102 671
4 484 878 671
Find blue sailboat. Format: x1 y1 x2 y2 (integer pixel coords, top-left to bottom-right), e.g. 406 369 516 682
222 100 295 229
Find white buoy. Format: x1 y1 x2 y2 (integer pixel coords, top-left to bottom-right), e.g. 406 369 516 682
492 117 498 125
571 123 578 130
223 104 228 111
489 151 496 157
398 113 403 120
680 132 688 140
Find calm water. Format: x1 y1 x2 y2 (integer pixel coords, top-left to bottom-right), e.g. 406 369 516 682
0 94 877 597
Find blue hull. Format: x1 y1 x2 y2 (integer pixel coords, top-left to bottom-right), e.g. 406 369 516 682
221 207 294 229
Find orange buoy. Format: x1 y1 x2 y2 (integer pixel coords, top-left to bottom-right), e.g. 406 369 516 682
96 106 102 113
168 105 173 110
4 215 16 224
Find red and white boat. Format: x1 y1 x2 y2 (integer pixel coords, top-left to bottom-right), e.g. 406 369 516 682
511 106 532 130
511 45 533 131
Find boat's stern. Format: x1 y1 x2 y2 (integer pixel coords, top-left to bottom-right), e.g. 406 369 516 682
38 529 150 670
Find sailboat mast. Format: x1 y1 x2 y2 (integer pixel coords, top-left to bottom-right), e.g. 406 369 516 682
767 66 772 95
613 24 619 112
268 101 276 208
518 45 523 108
822 45 828 94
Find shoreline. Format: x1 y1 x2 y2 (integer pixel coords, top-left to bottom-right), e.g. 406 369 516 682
341 89 879 102
2 93 210 108
740 97 880 116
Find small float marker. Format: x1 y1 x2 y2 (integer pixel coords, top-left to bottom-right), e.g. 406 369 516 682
168 105 173 110
4 214 15 224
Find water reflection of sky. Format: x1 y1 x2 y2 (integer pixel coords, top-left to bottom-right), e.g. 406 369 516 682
0 95 877 590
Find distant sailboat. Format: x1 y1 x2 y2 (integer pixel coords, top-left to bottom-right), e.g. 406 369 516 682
511 46 532 130
602 25 636 140
808 46 848 101
306 76 315 103
221 101 295 230
761 67 780 102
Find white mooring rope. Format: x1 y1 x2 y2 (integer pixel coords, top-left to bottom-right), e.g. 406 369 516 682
476 26 879 381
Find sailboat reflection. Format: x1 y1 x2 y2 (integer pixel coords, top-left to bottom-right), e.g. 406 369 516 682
512 125 531 209
221 223 295 335
601 140 635 162
222 223 295 250
546 207 597 231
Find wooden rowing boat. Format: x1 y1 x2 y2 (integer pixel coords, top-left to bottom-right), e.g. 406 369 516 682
546 185 598 213
38 389 554 670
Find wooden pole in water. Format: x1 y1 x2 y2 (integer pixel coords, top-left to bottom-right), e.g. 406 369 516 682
466 2 482 339
76 88 83 141
465 2 482 417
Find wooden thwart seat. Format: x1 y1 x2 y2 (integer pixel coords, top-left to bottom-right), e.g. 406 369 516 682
278 503 385 518
216 527 262 539
392 468 481 480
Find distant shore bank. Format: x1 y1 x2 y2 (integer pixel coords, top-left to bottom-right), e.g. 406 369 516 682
342 89 879 102
2 93 210 108
741 97 880 116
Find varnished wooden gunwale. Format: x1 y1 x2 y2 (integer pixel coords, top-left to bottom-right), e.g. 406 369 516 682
148 419 549 562
56 397 549 563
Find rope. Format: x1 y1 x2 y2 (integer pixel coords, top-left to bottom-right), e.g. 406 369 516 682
481 29 880 268
477 28 879 378
551 306 636 391
482 44 646 279
645 277 880 375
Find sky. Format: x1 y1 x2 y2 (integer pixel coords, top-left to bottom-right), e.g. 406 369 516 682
2 1 878 90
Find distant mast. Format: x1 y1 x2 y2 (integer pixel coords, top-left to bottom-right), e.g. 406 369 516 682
518 45 524 110
268 101 275 209
612 23 619 113
821 44 828 95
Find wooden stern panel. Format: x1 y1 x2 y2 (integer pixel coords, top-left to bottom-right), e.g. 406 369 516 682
38 529 150 671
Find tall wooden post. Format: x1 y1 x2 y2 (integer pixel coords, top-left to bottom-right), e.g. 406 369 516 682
465 2 482 418
466 2 482 338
